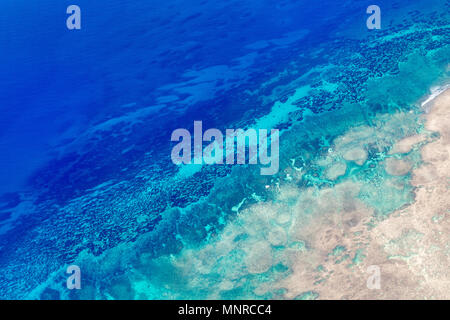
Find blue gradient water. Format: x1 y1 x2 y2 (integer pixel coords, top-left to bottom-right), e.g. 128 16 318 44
0 0 448 299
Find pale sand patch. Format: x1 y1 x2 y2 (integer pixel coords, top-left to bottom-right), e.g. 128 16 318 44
280 89 450 299
388 134 427 155
384 158 413 176
324 162 347 180
343 148 367 165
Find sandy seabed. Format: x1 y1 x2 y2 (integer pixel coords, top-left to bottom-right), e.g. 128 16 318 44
281 89 450 300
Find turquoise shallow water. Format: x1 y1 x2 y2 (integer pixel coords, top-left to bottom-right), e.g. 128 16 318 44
0 0 449 299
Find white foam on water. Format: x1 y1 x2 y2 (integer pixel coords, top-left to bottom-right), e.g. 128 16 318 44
420 84 450 110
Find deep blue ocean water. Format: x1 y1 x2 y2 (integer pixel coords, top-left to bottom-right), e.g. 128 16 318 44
0 0 449 299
